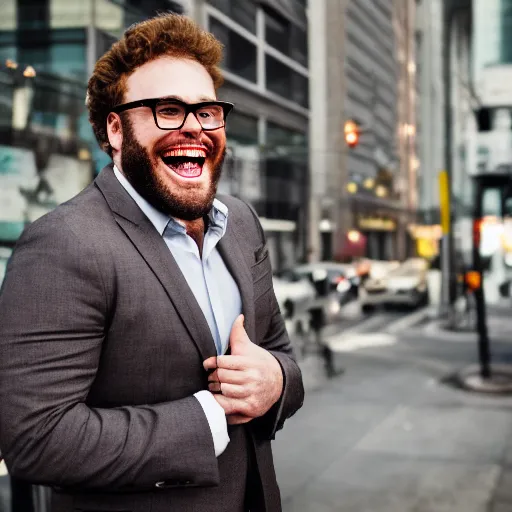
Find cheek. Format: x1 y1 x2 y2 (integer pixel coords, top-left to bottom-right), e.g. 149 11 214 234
210 132 226 154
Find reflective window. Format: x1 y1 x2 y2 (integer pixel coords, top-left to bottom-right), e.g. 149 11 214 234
264 9 307 66
50 0 93 28
209 0 257 33
473 0 512 80
264 9 290 55
265 55 308 107
50 43 87 80
209 17 257 82
0 0 16 31
267 122 306 148
226 111 259 146
290 25 308 67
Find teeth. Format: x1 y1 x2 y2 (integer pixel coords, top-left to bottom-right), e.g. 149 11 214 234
162 148 206 158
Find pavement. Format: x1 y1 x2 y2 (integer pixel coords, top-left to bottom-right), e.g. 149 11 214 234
274 302 512 512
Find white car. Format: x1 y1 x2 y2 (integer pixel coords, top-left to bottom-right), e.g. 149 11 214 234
292 262 359 302
272 274 316 336
359 258 429 311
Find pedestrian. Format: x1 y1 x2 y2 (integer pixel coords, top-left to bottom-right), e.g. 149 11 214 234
0 13 304 512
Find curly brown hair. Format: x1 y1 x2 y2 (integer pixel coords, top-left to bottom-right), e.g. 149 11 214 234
86 13 224 155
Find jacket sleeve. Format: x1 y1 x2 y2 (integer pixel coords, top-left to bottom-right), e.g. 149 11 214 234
0 219 219 492
244 204 305 440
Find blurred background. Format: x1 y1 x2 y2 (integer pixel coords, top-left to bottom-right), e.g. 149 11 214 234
3 0 512 511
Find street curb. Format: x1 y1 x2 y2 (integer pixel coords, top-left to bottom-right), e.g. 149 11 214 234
443 364 512 395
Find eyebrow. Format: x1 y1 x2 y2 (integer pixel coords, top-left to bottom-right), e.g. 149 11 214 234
159 95 217 102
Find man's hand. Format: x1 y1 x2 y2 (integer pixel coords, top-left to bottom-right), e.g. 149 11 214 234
203 315 284 425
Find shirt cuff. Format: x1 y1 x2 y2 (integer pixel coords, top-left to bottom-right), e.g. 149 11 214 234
194 390 230 457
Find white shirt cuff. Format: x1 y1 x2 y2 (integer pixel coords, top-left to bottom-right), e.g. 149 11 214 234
194 390 230 457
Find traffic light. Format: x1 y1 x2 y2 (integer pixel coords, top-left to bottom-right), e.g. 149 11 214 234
344 120 360 148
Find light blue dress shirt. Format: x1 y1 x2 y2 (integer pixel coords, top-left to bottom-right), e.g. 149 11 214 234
113 166 241 456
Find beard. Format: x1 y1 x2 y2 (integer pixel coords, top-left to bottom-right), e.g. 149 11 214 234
119 117 225 221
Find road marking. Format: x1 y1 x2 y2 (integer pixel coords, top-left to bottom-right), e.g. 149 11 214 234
342 312 392 335
325 332 397 352
385 307 430 334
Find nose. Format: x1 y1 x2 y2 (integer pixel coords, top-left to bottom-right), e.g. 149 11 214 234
180 111 203 136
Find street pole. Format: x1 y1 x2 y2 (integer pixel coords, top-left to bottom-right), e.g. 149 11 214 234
439 170 451 313
442 0 458 321
472 177 491 379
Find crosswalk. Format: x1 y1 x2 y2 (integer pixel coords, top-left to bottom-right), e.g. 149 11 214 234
324 305 430 353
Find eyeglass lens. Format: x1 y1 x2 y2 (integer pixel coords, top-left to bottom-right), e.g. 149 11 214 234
155 101 225 130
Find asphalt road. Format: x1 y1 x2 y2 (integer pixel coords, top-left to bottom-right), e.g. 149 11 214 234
273 308 512 512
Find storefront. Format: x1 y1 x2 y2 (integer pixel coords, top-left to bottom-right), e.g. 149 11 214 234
357 215 397 261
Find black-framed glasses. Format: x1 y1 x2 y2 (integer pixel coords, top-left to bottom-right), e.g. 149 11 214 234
111 97 234 131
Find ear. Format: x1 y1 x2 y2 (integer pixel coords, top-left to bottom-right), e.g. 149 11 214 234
106 112 123 153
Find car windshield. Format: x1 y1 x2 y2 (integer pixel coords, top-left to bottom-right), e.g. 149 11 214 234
388 259 426 277
275 269 303 282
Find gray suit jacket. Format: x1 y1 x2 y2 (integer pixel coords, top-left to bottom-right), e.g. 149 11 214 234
0 166 304 512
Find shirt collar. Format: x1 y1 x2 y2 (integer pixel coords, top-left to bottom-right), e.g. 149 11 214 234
113 165 228 237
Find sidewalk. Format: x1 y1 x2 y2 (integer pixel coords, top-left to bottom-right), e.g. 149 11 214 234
273 307 512 512
412 303 512 342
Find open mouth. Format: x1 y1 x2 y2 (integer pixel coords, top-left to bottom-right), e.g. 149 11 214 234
160 148 207 179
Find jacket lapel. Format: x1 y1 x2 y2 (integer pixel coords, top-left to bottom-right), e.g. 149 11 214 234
217 226 256 344
95 166 217 362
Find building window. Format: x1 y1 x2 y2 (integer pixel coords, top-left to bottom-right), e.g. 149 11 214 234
290 25 308 67
226 111 259 146
267 122 307 148
264 8 307 66
265 55 308 107
209 0 257 33
209 17 257 83
264 9 290 55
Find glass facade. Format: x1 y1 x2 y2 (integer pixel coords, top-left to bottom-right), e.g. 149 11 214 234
265 55 308 107
209 18 257 82
207 0 308 108
264 8 307 67
0 0 182 248
473 0 512 81
209 0 257 33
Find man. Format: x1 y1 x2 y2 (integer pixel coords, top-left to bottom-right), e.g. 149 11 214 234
0 13 304 512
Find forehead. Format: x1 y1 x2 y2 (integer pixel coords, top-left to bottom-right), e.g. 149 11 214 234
124 56 216 103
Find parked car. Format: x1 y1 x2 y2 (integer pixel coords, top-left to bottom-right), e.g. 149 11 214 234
292 262 360 303
275 266 344 327
359 257 429 312
272 274 317 336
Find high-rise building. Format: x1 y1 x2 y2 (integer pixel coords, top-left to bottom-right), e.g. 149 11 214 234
189 0 310 270
308 0 418 263
414 0 445 224
411 0 445 260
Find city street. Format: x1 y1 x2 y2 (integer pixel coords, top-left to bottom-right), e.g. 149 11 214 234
274 305 512 512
